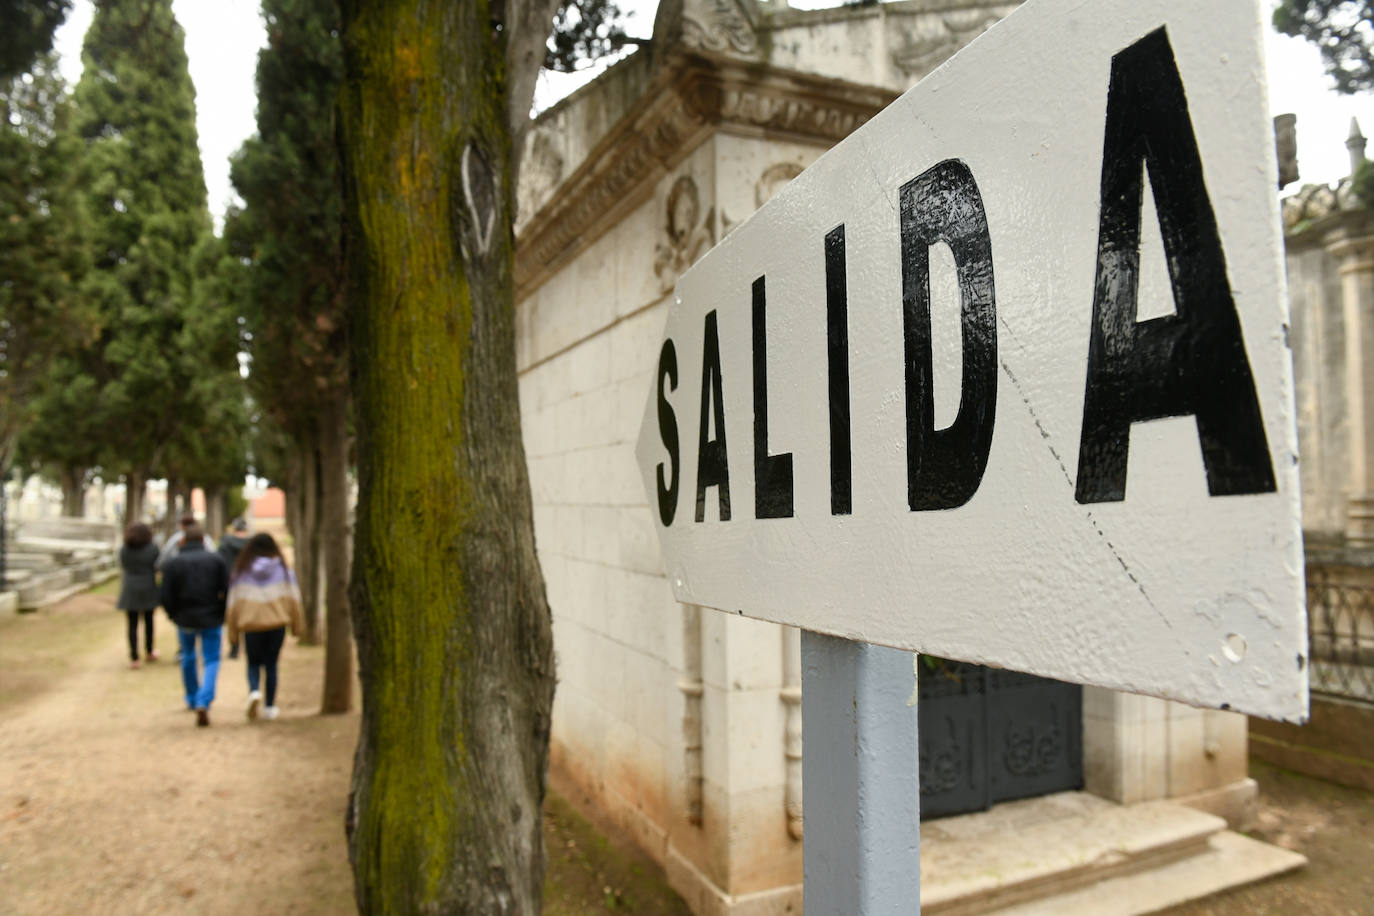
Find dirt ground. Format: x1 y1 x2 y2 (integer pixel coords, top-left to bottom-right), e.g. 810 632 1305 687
0 585 689 915
1157 758 1374 916
5 586 1371 915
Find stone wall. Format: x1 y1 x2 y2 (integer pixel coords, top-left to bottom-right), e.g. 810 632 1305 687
1282 139 1374 547
516 50 656 233
518 123 835 909
1251 695 1374 791
1083 689 1253 825
519 147 696 881
1287 239 1349 537
762 0 1021 91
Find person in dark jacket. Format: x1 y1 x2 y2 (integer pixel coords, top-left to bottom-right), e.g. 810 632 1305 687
160 524 229 726
217 517 250 571
117 522 160 669
156 513 216 572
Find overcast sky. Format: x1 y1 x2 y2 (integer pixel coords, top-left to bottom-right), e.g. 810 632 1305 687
54 0 1374 229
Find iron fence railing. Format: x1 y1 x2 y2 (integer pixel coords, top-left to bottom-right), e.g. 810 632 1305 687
1306 564 1374 705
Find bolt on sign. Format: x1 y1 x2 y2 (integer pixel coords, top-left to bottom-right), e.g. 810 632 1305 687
636 0 1308 722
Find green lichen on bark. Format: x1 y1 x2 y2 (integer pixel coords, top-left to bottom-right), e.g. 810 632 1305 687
340 1 554 912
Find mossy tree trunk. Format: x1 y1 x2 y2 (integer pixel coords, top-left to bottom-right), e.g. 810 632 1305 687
340 1 557 911
205 485 225 539
283 458 300 556
320 389 353 714
156 478 177 538
59 466 84 518
293 435 323 644
125 469 145 526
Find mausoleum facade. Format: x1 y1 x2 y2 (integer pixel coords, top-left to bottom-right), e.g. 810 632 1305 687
513 2 1308 912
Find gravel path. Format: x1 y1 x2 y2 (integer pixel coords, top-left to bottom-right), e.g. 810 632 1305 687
0 589 693 916
22 589 1356 915
0 591 357 914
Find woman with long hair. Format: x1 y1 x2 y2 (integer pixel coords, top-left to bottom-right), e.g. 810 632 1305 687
116 522 160 668
225 533 303 720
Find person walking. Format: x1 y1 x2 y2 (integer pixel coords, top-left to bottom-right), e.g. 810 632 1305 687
156 513 216 572
116 522 160 669
217 518 251 571
225 533 303 722
160 523 229 726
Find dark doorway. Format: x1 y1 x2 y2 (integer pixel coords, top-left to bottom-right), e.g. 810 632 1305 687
918 658 1083 820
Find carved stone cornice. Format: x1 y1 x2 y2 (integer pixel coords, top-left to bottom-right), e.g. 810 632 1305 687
1283 178 1374 250
890 12 1001 77
1325 225 1374 275
655 0 763 62
515 53 896 301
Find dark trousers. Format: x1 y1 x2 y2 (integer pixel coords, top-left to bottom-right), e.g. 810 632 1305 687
244 627 287 706
126 610 154 660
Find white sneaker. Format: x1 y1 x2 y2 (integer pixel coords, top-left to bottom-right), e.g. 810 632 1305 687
263 706 280 721
247 690 261 721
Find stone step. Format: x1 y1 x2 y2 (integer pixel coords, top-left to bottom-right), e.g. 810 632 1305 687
28 576 112 610
14 518 118 543
12 538 116 559
17 568 76 608
920 792 1292 915
984 831 1306 915
3 552 64 571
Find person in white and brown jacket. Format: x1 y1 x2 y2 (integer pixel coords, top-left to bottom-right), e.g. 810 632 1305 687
225 533 304 721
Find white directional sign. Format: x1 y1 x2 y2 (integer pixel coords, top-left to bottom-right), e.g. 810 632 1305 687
635 0 1307 722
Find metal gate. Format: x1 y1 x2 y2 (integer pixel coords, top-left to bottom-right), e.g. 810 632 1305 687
918 658 1083 820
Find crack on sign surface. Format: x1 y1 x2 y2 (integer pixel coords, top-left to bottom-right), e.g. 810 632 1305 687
996 345 1169 629
859 133 897 214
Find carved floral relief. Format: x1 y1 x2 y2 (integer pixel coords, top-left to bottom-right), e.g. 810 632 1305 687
891 13 1002 78
681 0 758 55
654 175 716 294
755 161 805 209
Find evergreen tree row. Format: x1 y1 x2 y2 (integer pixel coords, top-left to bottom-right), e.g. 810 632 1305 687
226 0 354 705
3 0 249 527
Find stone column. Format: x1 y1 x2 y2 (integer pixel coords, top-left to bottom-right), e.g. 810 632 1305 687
1326 221 1374 547
1083 689 1254 826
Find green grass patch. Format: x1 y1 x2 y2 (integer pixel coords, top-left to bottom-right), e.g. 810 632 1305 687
0 591 124 711
86 576 120 597
543 792 691 916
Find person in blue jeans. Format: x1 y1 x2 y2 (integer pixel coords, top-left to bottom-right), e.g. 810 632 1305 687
159 523 229 727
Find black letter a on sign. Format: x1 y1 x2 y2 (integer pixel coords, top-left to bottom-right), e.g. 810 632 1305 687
1075 27 1276 504
696 311 732 522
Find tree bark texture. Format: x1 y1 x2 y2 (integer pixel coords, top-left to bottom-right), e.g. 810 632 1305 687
60 467 84 518
319 389 354 714
125 469 145 526
293 436 323 644
504 0 560 185
283 458 301 559
340 3 556 912
164 481 190 534
205 486 225 539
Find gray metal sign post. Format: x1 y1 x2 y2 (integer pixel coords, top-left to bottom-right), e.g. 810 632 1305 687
802 632 920 914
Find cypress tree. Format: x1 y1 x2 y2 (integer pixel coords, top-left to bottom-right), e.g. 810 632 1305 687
228 0 353 706
0 53 90 482
339 1 559 909
72 0 211 522
169 232 251 533
338 0 639 905
0 0 72 80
